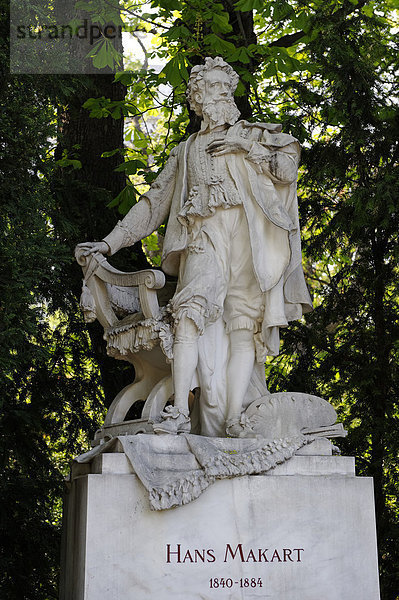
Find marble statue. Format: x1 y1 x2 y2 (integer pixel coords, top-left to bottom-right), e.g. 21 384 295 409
77 56 314 440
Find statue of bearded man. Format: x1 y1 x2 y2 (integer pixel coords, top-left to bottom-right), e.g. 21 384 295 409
78 56 313 438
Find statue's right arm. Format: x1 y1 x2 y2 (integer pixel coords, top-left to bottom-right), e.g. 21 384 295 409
76 147 178 257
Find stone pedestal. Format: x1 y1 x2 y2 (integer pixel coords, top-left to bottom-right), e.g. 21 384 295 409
60 453 380 600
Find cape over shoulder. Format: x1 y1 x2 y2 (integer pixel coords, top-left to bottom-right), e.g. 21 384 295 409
231 120 299 151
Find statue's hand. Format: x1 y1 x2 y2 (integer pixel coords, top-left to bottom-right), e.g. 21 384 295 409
75 241 110 257
206 137 252 156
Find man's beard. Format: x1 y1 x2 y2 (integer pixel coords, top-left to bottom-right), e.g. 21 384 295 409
202 98 240 129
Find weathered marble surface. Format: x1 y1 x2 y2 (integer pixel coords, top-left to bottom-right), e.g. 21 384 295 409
61 457 380 600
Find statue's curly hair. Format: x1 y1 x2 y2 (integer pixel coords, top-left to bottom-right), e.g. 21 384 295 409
186 56 239 116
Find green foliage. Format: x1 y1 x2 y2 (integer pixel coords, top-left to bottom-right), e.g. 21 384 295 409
159 52 189 86
86 38 123 70
75 0 124 26
55 149 82 169
0 75 105 598
107 181 139 213
257 5 399 597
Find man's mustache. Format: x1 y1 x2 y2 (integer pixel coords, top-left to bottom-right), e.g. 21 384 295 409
203 98 237 108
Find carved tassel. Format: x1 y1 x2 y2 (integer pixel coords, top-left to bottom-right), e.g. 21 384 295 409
80 281 97 323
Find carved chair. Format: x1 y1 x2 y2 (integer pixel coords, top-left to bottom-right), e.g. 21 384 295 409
75 249 177 445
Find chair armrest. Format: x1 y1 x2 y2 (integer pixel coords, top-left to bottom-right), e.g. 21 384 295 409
75 249 166 325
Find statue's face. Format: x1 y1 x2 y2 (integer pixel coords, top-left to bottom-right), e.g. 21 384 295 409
193 66 240 127
202 69 232 104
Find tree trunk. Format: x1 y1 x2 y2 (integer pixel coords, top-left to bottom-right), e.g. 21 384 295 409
54 75 147 408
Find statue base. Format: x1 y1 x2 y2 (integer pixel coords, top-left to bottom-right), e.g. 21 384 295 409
60 448 380 599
